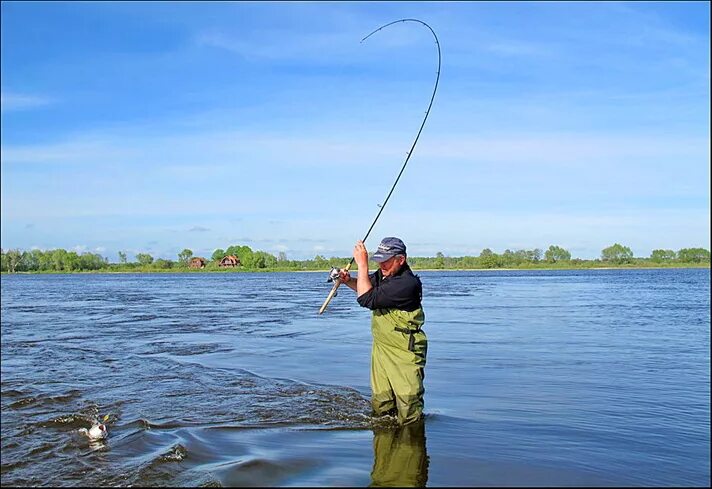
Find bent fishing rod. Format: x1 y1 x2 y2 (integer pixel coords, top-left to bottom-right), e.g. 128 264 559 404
318 18 441 315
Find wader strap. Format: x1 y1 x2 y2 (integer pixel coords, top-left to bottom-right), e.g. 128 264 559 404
394 326 421 352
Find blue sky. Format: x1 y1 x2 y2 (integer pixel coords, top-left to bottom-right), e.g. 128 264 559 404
1 1 709 261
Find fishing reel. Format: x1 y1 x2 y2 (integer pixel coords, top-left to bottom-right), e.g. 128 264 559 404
326 267 344 298
327 267 342 283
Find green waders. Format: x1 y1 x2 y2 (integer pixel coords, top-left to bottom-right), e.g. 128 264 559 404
370 307 427 425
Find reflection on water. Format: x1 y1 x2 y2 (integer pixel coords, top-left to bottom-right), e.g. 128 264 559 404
371 421 428 487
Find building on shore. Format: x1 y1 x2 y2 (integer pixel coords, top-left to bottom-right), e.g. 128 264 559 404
219 255 240 267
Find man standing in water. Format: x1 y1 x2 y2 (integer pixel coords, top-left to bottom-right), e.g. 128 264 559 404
339 237 427 425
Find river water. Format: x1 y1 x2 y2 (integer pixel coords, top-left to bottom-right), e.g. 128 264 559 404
1 268 709 486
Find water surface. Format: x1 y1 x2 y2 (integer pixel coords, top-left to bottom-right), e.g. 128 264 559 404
1 269 709 486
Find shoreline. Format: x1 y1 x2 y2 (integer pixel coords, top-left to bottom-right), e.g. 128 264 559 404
2 264 709 275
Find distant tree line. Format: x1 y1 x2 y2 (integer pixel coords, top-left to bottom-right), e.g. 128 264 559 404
1 244 709 273
406 244 710 269
0 248 108 273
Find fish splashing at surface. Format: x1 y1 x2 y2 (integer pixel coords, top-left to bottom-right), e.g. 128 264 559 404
78 422 107 440
77 414 110 441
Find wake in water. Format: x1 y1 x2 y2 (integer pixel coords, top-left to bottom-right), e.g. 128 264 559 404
1 350 390 486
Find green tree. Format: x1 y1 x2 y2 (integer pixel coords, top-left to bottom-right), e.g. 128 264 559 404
118 251 128 264
29 249 51 271
650 249 676 263
514 250 530 264
434 251 445 269
677 248 710 263
154 258 174 269
225 245 253 266
459 255 478 269
178 248 193 265
250 251 277 269
78 253 95 270
277 251 288 262
65 251 81 271
531 248 543 262
211 248 225 262
545 245 571 263
20 250 37 271
50 249 69 271
5 249 22 273
479 248 500 269
314 255 328 269
601 243 633 264
501 249 516 267
136 253 154 265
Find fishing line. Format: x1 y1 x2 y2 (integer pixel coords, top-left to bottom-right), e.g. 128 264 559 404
319 18 441 314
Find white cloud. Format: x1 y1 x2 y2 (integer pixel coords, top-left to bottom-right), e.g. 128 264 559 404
419 133 709 166
3 123 707 174
0 128 399 169
1 139 130 166
194 29 362 62
1 92 54 112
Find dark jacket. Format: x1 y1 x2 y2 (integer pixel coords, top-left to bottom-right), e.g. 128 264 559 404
356 264 423 312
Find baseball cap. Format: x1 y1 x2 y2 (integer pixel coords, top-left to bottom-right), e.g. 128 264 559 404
371 237 407 263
